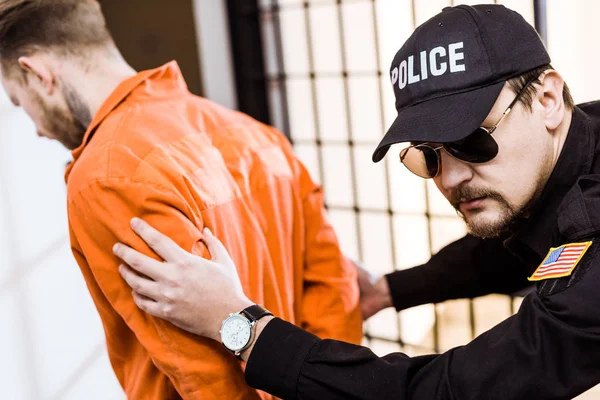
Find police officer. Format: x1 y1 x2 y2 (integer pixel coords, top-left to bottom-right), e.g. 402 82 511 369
113 4 600 399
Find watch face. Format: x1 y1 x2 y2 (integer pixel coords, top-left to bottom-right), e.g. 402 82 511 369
221 315 252 352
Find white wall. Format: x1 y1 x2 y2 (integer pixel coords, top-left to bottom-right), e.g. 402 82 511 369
547 0 600 104
192 0 238 109
0 89 124 398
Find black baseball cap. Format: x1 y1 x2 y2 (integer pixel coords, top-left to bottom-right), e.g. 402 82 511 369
372 4 551 163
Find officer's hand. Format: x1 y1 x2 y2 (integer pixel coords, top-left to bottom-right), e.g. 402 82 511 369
354 261 393 319
113 218 252 342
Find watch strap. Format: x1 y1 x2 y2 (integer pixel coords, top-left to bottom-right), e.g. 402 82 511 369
241 304 273 322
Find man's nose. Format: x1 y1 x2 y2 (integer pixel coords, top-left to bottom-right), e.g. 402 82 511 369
437 150 474 192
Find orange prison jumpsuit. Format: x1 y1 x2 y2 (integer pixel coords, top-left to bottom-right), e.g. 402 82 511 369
65 61 362 399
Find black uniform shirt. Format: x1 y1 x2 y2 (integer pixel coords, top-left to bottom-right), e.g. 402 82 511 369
244 102 600 399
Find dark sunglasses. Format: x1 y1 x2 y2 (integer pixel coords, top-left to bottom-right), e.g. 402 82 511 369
399 76 539 179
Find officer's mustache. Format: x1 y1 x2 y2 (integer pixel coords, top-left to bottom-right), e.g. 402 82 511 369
449 185 511 212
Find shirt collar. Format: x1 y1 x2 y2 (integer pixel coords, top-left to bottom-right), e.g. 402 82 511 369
65 61 186 181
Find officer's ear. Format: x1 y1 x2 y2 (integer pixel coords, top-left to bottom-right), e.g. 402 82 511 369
536 70 566 131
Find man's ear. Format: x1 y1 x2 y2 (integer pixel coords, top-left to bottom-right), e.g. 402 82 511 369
17 56 56 95
536 70 566 131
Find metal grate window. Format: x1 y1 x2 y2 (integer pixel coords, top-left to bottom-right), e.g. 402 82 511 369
232 0 536 356
251 0 538 356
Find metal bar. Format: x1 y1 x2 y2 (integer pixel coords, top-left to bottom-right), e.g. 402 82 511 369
266 70 383 80
411 0 418 28
533 0 548 47
409 0 441 354
324 204 464 219
292 138 380 146
365 332 445 354
301 0 327 187
510 295 516 315
271 0 372 11
226 0 272 125
469 299 476 339
369 0 402 350
269 0 292 136
334 1 365 266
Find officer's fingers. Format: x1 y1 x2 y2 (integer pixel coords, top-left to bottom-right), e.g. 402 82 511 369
130 218 189 263
202 228 232 263
132 291 163 318
113 242 164 281
119 264 161 301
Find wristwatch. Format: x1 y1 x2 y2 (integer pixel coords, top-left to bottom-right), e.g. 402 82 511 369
220 304 273 359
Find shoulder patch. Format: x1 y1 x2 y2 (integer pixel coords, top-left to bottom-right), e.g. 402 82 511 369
528 241 592 281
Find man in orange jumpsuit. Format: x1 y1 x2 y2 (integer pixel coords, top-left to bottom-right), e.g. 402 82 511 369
0 1 362 398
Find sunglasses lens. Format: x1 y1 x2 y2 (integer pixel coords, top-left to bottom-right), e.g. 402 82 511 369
445 128 499 163
400 145 439 178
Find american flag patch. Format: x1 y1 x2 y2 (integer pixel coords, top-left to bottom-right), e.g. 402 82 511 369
528 241 592 281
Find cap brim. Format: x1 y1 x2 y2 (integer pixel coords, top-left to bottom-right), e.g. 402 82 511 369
372 81 506 163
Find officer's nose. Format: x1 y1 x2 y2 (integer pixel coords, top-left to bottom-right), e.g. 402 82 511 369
436 150 474 191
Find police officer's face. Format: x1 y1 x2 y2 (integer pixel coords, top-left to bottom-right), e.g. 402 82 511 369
432 76 567 238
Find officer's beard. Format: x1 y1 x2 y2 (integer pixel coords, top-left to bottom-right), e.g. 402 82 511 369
450 185 525 239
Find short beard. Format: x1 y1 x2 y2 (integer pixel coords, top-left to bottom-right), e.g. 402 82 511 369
450 185 524 238
39 79 90 150
45 102 88 150
61 79 92 130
